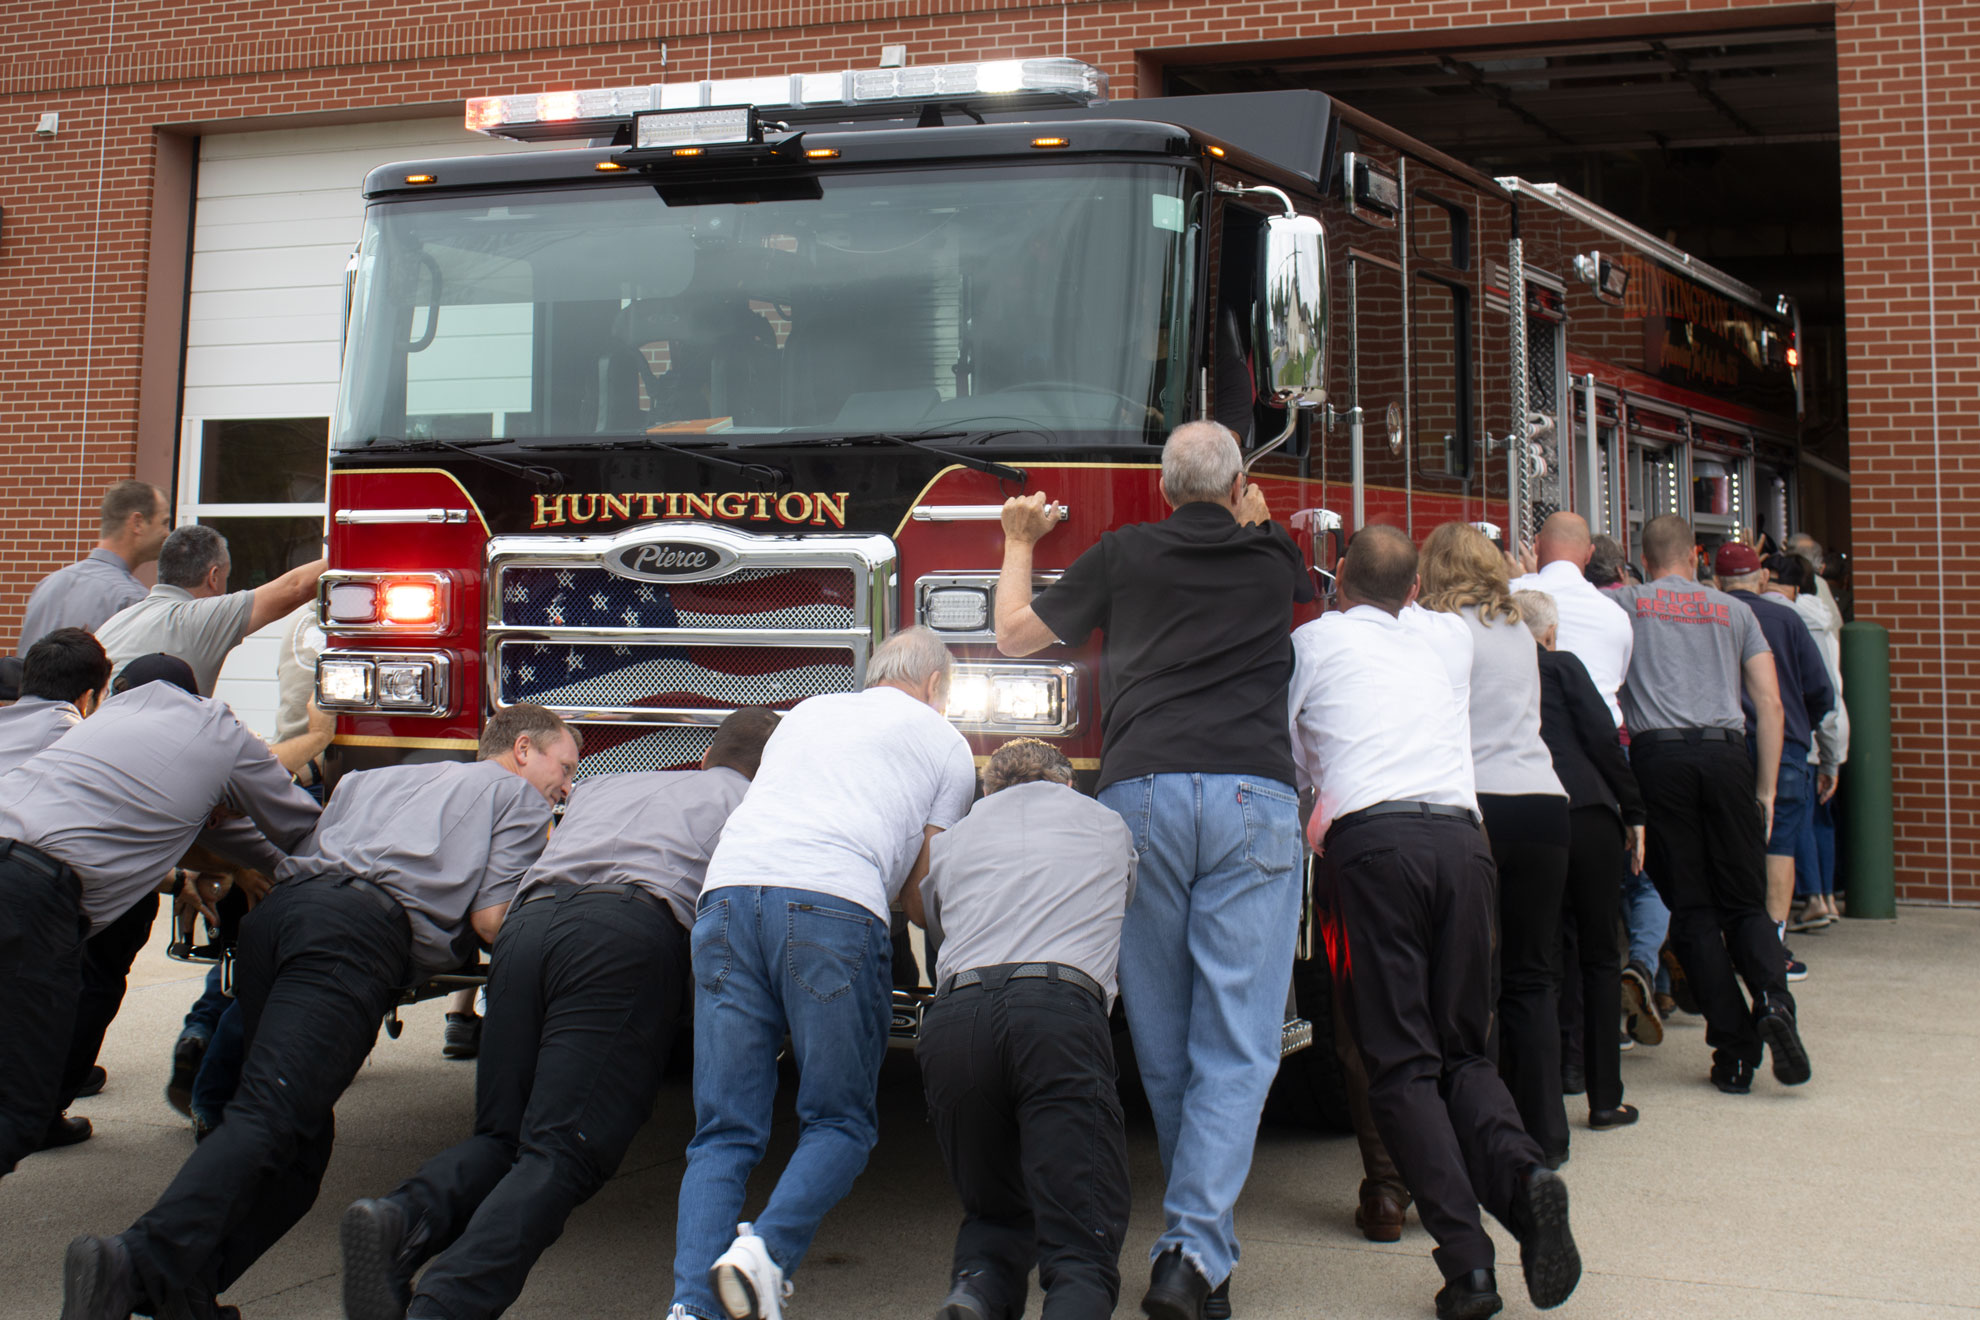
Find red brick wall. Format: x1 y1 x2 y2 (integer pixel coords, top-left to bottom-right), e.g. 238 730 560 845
2 0 1971 900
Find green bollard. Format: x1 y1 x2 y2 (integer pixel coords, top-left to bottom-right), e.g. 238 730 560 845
1840 621 1896 920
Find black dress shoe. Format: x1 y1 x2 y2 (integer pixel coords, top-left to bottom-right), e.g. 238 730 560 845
78 1065 108 1098
61 1234 138 1320
166 1034 206 1117
1588 1104 1639 1130
1710 1055 1755 1095
441 1013 481 1060
1203 1277 1231 1320
1559 1063 1586 1096
40 1113 93 1150
1142 1248 1210 1320
1754 994 1812 1086
1510 1166 1581 1310
1434 1268 1502 1320
342 1198 415 1320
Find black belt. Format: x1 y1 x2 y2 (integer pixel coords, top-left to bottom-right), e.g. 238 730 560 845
942 961 1106 1004
521 881 675 921
1329 801 1480 838
305 873 404 922
1631 727 1744 746
0 837 78 885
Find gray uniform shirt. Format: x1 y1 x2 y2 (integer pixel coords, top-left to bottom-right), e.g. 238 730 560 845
517 768 749 928
0 682 320 934
16 549 147 655
0 696 83 776
921 781 1138 1009
277 760 552 978
1612 575 1772 732
96 584 258 696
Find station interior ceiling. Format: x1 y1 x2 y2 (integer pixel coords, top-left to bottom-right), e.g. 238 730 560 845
1167 24 1849 468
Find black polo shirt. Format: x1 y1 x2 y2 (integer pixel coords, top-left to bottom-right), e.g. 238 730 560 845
1031 500 1314 792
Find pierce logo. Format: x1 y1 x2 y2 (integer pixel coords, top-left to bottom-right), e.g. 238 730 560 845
604 540 738 582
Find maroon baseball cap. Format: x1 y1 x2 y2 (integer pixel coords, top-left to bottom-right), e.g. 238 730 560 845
1713 542 1763 578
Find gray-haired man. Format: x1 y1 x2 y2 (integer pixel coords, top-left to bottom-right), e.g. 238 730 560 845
95 524 326 695
670 628 977 1320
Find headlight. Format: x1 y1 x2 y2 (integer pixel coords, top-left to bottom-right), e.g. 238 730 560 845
944 662 1079 735
316 651 452 716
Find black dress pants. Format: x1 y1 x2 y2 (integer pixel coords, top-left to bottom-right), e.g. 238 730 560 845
0 848 84 1176
1560 808 1626 1114
386 886 687 1320
123 877 410 1305
1631 738 1788 1067
59 892 160 1109
1320 814 1544 1282
916 970 1130 1320
1478 794 1572 1161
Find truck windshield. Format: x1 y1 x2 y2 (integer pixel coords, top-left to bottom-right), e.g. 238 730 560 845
334 163 1197 451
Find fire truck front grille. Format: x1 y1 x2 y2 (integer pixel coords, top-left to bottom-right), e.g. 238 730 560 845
499 566 858 631
569 723 719 776
484 525 896 780
498 642 856 712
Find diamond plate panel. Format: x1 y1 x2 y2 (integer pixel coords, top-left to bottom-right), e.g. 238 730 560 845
500 566 857 631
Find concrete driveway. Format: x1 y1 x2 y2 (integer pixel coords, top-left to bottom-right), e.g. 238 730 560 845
2 908 1972 1319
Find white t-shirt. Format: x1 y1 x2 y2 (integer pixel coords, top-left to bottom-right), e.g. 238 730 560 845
702 685 978 920
1509 561 1635 727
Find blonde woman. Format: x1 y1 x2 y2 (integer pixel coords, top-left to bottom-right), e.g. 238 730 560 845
1420 523 1573 1167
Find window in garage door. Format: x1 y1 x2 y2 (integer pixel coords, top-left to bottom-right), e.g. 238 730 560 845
176 416 327 590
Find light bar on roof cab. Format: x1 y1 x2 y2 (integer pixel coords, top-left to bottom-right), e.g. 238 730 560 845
464 57 1109 142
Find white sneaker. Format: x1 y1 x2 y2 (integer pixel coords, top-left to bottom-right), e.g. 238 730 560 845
666 1308 691 1320
710 1223 789 1320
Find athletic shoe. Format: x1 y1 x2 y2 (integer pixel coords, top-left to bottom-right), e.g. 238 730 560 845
441 1012 481 1060
1510 1167 1581 1309
1755 994 1812 1086
61 1235 137 1320
935 1278 990 1320
1784 953 1809 982
341 1198 414 1320
711 1223 789 1320
1710 1055 1755 1094
1621 962 1663 1045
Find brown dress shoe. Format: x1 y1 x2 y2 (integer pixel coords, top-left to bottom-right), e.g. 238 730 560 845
1356 1187 1407 1242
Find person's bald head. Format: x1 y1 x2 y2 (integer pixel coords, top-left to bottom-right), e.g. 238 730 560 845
1338 524 1419 615
1535 512 1593 570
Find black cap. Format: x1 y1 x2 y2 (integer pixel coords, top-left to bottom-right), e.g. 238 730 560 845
0 656 21 702
114 653 200 696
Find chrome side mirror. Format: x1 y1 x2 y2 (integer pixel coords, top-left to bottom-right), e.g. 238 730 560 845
1292 507 1344 602
1261 213 1329 410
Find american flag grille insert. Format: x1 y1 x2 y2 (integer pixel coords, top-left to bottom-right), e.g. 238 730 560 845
500 642 855 711
499 566 858 631
572 724 717 778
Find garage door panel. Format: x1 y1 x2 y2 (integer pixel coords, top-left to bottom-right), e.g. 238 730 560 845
186 311 344 349
195 215 363 253
188 285 343 323
190 243 360 293
183 381 341 421
185 341 342 389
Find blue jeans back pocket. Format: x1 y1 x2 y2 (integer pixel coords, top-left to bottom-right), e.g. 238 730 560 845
1239 780 1302 878
691 897 732 992
786 902 876 1004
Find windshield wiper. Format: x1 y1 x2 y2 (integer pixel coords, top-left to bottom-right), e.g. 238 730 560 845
764 432 1028 485
356 437 567 492
635 436 788 491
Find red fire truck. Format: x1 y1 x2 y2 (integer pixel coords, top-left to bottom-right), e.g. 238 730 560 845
312 58 1802 1124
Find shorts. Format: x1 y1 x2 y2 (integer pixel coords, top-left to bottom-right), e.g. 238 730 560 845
1767 756 1813 858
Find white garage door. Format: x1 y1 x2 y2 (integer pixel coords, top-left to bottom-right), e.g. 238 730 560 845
180 117 555 733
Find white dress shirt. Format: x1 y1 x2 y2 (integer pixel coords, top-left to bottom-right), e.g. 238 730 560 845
1510 559 1635 726
1288 605 1478 842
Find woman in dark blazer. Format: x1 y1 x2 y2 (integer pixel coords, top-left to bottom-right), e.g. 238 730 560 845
1515 589 1646 1132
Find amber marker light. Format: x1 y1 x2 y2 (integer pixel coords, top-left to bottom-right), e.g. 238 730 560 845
595 161 626 172
381 582 442 626
405 173 436 184
1786 346 1801 369
1206 145 1226 157
1030 136 1069 149
805 147 840 159
673 147 704 157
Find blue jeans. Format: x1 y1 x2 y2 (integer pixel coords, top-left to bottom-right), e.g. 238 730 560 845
1100 773 1302 1288
1803 796 1837 897
181 962 229 1040
190 1001 245 1129
1623 868 1670 975
1767 756 1814 860
671 887 893 1320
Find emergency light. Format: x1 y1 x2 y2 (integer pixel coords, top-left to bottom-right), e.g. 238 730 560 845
465 58 1109 142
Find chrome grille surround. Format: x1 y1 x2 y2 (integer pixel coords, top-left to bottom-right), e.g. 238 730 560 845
486 523 896 774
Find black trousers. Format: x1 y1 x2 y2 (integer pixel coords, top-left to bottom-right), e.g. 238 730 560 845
59 892 160 1109
1320 814 1543 1281
0 849 85 1176
1560 808 1626 1113
123 877 410 1304
1631 738 1788 1066
916 970 1130 1320
387 886 687 1320
1478 794 1571 1161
